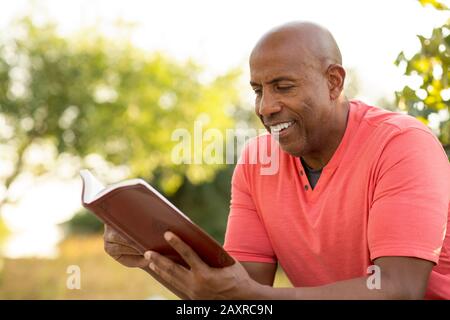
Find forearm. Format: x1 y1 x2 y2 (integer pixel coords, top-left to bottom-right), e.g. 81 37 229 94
251 275 414 300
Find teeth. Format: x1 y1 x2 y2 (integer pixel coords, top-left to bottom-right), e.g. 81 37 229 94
270 121 294 133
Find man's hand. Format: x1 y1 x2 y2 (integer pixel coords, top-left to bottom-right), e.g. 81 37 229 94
103 224 192 299
103 224 148 268
145 231 262 300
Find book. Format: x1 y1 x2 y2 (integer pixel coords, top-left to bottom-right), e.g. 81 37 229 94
79 169 235 269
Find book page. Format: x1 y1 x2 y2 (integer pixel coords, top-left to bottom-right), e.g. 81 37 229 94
80 169 192 222
80 169 105 203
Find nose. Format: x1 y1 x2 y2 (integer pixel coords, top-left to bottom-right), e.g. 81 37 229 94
257 90 282 117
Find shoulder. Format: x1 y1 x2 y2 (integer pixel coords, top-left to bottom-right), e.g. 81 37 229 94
352 99 428 131
352 100 443 151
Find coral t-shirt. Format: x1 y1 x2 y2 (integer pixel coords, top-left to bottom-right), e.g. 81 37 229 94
224 100 450 299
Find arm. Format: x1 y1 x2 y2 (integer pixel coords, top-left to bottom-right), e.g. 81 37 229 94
252 256 434 299
241 261 277 286
146 232 435 300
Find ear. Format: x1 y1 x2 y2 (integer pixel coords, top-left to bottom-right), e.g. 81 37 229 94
326 64 346 101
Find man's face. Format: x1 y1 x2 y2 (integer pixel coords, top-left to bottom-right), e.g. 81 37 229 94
249 43 333 157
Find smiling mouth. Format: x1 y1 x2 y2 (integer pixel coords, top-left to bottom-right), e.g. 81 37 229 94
269 121 295 134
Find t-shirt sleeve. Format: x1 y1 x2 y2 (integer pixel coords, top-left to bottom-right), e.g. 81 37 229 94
368 128 450 264
223 150 277 264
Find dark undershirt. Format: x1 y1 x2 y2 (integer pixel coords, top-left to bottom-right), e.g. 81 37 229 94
300 157 322 190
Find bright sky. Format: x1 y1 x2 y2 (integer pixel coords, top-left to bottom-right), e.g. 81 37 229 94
1 0 449 258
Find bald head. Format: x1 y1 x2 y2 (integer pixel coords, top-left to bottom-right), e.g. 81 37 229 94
249 21 348 163
251 21 342 69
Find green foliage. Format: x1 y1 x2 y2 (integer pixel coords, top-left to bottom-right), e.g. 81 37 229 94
419 0 449 10
395 1 450 157
0 17 241 192
0 16 244 238
60 209 103 236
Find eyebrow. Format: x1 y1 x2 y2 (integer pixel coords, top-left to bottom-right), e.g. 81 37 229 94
250 76 296 87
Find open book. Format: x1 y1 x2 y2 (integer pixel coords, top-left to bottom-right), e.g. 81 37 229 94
80 169 235 268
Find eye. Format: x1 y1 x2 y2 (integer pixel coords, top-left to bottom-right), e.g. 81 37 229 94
276 85 293 92
252 87 262 96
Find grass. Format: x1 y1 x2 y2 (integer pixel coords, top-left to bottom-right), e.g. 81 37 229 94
0 235 292 299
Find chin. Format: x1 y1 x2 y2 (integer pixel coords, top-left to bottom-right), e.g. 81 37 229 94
278 142 304 158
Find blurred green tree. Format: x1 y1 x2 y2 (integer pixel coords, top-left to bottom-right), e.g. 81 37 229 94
395 0 450 157
60 208 104 236
0 17 242 239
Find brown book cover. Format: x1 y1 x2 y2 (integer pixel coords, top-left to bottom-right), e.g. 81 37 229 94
79 169 235 269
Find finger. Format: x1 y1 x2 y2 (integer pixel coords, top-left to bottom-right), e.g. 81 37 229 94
105 237 141 252
104 225 138 248
117 255 149 268
163 231 204 271
144 250 189 290
104 242 142 256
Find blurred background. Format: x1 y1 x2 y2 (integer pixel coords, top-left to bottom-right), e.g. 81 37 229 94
0 0 448 299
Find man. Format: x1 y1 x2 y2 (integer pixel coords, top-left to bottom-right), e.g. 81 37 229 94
103 22 450 299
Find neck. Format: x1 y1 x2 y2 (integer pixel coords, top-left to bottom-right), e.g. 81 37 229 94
302 99 350 170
